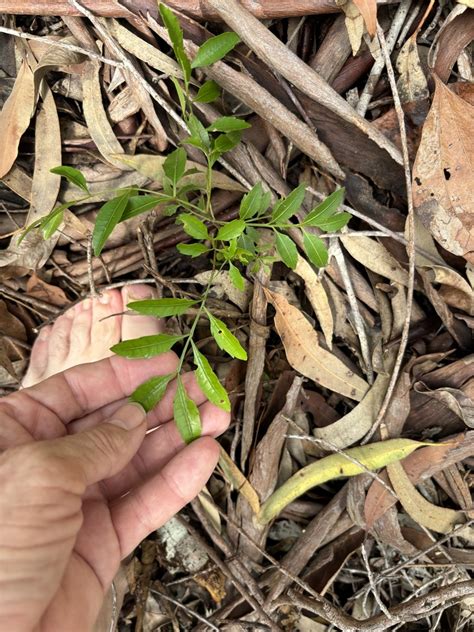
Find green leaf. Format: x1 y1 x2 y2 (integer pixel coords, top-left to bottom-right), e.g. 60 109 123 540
192 342 231 411
178 213 209 239
271 184 306 224
187 114 210 151
275 231 298 269
208 116 251 132
127 298 197 317
303 231 328 267
316 212 351 232
111 333 184 358
207 311 247 360
213 131 242 154
191 32 240 68
228 262 245 291
171 76 187 114
163 147 187 186
42 209 64 239
130 373 175 412
93 192 130 256
216 219 246 241
50 166 89 193
159 3 191 82
239 182 263 220
304 188 345 225
177 243 209 257
194 80 221 103
173 377 202 443
120 195 165 222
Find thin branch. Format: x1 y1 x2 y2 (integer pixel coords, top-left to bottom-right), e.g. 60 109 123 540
362 25 416 444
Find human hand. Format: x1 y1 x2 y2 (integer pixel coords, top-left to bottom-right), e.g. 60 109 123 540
0 353 229 632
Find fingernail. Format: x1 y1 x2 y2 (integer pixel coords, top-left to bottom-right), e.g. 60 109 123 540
108 402 146 430
126 285 156 301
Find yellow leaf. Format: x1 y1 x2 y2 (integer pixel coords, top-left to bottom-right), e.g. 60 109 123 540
258 438 427 524
387 460 464 533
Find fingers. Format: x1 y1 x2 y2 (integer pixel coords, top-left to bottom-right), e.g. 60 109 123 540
28 402 147 491
101 400 230 500
5 353 179 432
110 436 220 557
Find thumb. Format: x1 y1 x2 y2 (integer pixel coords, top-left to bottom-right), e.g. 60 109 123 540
42 401 147 490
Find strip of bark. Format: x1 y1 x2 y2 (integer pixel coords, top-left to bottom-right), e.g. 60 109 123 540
0 0 394 20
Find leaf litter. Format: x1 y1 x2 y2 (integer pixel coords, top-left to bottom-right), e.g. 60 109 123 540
0 3 473 630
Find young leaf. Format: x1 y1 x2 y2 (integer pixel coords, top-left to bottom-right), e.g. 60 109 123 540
159 3 191 82
187 114 210 151
163 147 187 186
228 262 245 291
194 80 221 103
207 311 247 360
127 298 197 317
42 209 64 239
120 195 165 222
304 188 345 225
50 166 88 193
130 373 175 412
191 32 240 68
275 231 298 269
303 231 328 267
93 192 130 256
192 342 231 411
208 116 251 132
239 182 263 220
111 333 184 358
177 243 209 257
213 131 242 154
174 377 202 443
171 75 187 114
216 218 246 241
316 212 351 232
271 184 306 224
178 213 209 239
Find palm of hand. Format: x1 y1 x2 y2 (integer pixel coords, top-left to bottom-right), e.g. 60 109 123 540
0 353 228 631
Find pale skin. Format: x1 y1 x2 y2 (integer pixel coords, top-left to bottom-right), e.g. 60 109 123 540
0 284 230 632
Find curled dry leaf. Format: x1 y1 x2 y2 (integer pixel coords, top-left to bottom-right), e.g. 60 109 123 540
387 459 465 534
294 254 334 348
264 287 369 401
194 270 252 311
396 33 429 104
429 5 474 82
0 59 36 178
412 78 474 260
82 61 131 170
340 235 409 286
351 0 377 37
414 382 474 429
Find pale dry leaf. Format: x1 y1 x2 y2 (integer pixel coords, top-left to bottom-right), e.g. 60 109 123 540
340 0 366 56
396 33 429 104
414 382 474 428
352 0 377 36
82 61 131 170
413 78 474 259
218 447 260 514
197 487 221 534
0 59 36 178
34 36 86 94
341 235 409 285
264 288 369 401
295 255 334 348
107 19 183 78
387 459 465 534
194 270 252 311
115 153 246 191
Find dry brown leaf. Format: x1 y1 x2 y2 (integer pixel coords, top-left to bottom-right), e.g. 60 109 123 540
351 0 377 37
340 235 409 285
82 61 130 170
294 255 334 348
387 459 464 534
218 447 260 514
264 288 369 401
0 59 36 178
396 33 429 104
194 270 252 311
413 78 474 259
107 19 183 78
414 382 474 428
26 273 70 307
429 6 474 83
